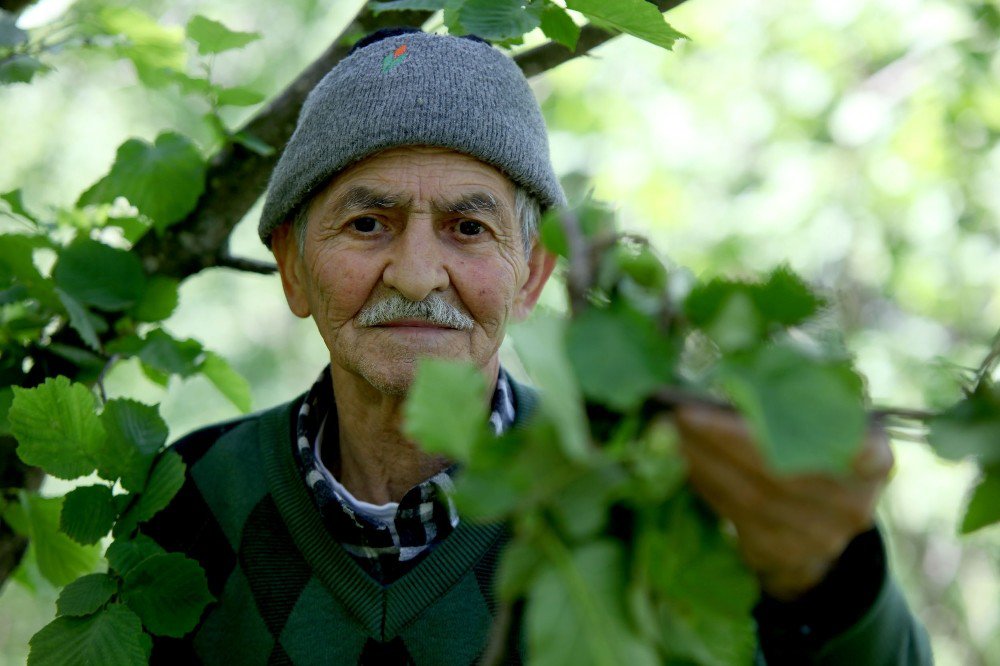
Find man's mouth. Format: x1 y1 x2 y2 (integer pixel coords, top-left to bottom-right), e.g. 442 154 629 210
377 320 455 329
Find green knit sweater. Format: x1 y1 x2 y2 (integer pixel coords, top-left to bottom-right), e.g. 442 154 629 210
145 381 931 665
145 387 534 665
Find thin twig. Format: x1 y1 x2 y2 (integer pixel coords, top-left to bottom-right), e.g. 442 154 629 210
883 427 929 444
558 209 593 316
646 383 941 431
974 325 1000 386
869 406 938 422
216 253 277 274
95 353 121 404
478 602 512 666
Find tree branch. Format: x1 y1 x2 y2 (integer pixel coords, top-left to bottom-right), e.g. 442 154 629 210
134 6 436 278
217 253 277 274
514 0 686 77
134 0 690 280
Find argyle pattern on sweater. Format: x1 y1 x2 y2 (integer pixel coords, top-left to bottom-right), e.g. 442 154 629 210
143 389 533 665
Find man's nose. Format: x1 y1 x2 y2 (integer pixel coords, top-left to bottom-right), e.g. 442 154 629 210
381 221 450 301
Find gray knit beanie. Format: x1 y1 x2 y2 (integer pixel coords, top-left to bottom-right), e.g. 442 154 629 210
258 30 566 246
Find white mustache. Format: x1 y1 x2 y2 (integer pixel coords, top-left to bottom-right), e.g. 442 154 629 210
356 292 475 330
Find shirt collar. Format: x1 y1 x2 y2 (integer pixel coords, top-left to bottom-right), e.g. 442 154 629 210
291 364 517 576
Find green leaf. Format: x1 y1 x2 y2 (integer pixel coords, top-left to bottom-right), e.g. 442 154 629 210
538 210 569 257
540 4 580 50
684 268 823 345
154 68 214 96
96 6 186 86
28 604 151 666
641 490 757 666
200 352 252 413
116 450 185 537
47 343 105 372
756 266 824 328
497 538 544 600
56 288 103 351
0 386 13 436
56 573 118 617
566 303 675 411
141 361 170 387
186 15 261 55
53 237 146 312
526 539 656 666
928 381 1000 464
960 467 1000 534
370 0 449 14
684 278 751 327
77 132 206 232
1 189 37 222
564 0 685 50
704 291 763 352
0 233 57 306
106 535 166 578
0 54 49 85
452 0 542 41
510 315 590 459
403 358 488 460
9 376 105 479
0 11 28 48
231 131 275 156
99 398 168 491
214 85 266 107
120 552 213 637
137 329 204 376
616 245 667 291
1 495 28 534
451 434 532 520
16 493 101 587
549 466 625 540
60 485 118 545
720 344 866 474
128 276 179 323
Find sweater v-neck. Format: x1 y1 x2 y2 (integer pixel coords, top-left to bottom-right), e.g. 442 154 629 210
257 381 537 639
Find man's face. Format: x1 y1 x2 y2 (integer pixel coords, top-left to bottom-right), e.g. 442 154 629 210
272 146 554 395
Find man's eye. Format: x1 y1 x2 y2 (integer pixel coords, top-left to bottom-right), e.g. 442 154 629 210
350 217 381 233
458 220 484 236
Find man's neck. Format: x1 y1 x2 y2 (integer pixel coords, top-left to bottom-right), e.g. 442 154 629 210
326 362 497 505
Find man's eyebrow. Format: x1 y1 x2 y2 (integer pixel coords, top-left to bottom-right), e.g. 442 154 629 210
330 186 405 217
432 192 509 221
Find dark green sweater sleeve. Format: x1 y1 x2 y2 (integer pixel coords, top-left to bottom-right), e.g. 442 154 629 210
753 528 932 665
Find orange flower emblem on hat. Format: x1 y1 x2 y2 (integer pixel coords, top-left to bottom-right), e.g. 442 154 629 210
382 43 409 73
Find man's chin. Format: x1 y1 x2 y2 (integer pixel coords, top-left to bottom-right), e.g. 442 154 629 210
353 357 439 397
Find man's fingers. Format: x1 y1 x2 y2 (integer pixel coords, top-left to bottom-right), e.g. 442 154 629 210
853 429 894 480
675 404 771 473
678 404 894 485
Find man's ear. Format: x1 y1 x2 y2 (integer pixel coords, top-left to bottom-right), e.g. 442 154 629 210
513 241 557 320
271 223 311 319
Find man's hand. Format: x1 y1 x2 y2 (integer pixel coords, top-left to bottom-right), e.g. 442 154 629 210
674 404 894 601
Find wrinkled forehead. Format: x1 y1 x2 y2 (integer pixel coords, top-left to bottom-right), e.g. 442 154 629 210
307 146 518 218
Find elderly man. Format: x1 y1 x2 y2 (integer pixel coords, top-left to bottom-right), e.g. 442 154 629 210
147 29 930 664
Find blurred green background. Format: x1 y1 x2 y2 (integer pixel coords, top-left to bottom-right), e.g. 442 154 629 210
1 0 998 663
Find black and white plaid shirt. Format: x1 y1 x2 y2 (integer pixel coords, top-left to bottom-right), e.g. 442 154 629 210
292 365 516 582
